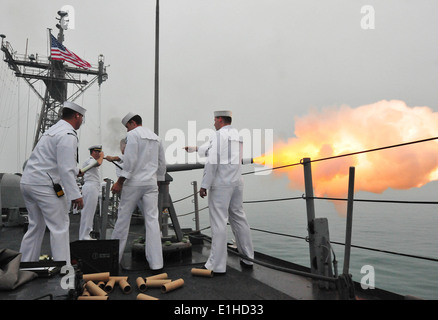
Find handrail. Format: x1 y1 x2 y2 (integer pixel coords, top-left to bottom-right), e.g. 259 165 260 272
169 137 438 268
174 191 438 263
242 136 438 175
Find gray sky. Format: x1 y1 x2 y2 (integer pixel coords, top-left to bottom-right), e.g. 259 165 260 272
2 0 438 206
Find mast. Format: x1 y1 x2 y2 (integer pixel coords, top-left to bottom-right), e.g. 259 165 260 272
154 0 160 135
0 10 108 149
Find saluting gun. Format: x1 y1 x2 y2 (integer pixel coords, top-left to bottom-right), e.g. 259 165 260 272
102 157 255 173
166 158 254 172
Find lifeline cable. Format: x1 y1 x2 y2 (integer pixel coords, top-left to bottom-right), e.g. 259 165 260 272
311 196 438 205
242 136 438 175
249 226 438 263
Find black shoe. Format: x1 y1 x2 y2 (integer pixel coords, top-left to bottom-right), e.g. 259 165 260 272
240 260 253 270
201 265 226 275
150 268 164 275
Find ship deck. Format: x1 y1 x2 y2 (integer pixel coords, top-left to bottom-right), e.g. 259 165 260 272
0 213 403 302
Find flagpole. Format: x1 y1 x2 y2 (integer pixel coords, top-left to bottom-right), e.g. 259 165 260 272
154 0 159 135
47 28 51 57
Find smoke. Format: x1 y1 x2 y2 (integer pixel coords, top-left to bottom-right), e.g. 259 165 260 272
255 100 438 211
102 117 127 154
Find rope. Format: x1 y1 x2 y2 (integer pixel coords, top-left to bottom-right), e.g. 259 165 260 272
311 136 438 164
160 137 438 205
172 190 438 206
154 136 438 265
242 136 438 175
166 190 438 263
174 193 438 214
249 227 307 242
177 205 208 217
243 196 303 204
311 196 438 205
249 227 438 263
172 192 198 203
242 161 300 175
329 240 438 263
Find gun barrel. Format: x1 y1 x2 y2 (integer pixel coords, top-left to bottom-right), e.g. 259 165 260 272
166 163 205 172
166 158 254 172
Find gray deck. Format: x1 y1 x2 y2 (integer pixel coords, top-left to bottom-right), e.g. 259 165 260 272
0 213 401 301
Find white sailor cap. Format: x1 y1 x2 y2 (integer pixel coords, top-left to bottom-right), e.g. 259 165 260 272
214 110 232 118
88 145 102 151
63 101 86 116
122 112 136 126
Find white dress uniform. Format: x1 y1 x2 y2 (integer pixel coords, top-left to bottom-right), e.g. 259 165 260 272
20 119 82 264
111 125 166 270
201 123 254 273
79 153 101 240
112 154 143 214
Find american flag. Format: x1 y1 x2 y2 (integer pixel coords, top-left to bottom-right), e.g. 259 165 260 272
50 34 91 69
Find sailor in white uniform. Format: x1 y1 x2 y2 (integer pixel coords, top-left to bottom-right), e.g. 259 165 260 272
199 110 254 273
79 145 104 240
105 138 143 216
19 101 86 264
110 112 166 271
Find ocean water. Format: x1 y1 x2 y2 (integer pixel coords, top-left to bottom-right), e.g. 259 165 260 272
249 199 438 300
176 184 438 300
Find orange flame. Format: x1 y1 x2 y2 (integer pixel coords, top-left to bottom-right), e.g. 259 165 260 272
254 100 438 209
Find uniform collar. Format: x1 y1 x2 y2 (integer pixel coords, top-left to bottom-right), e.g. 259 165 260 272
218 124 232 131
60 119 77 134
